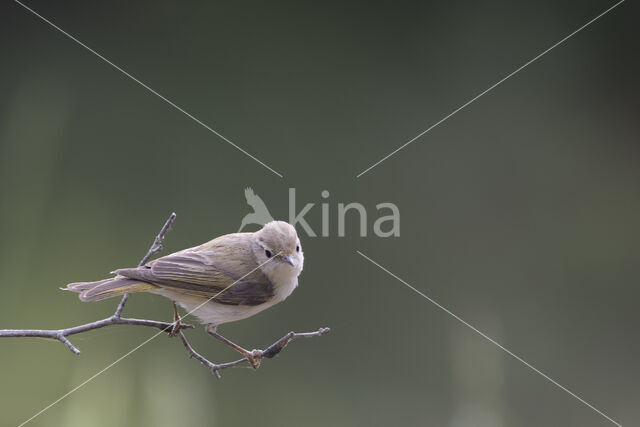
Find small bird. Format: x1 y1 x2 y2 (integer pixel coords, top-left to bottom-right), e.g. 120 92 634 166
65 221 303 368
237 187 274 232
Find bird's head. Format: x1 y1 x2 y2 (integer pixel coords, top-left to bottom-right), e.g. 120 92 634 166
254 221 304 279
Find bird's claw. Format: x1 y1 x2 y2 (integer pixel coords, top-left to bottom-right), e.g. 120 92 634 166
245 349 263 369
168 321 181 337
168 302 182 337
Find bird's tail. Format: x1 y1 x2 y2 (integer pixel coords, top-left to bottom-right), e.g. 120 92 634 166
64 276 156 302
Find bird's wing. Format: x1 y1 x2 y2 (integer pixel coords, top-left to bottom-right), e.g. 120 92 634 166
244 187 270 213
116 237 274 306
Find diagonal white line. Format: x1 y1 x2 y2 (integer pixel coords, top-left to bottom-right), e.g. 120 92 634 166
13 0 283 178
17 331 162 427
356 0 626 178
356 250 622 427
17 253 281 427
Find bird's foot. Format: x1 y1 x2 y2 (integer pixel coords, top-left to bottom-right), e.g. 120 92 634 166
168 302 182 337
244 349 263 370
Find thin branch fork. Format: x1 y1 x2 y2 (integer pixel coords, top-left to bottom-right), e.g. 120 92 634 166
0 213 329 377
0 316 194 355
179 328 330 378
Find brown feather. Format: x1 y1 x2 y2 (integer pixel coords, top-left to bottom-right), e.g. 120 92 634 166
113 233 275 306
65 278 156 302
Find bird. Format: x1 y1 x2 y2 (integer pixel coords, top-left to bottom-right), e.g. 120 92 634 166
237 187 274 232
64 221 303 369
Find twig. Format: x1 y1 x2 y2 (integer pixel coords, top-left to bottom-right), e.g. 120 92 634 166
0 212 329 377
262 327 331 358
179 327 330 377
114 212 176 318
0 213 184 354
0 317 194 354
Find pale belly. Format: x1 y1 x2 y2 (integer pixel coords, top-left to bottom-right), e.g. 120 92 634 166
149 277 298 326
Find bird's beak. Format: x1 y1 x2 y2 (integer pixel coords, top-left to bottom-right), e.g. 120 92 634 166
283 255 295 266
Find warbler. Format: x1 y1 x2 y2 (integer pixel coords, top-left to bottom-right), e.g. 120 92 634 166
65 220 303 368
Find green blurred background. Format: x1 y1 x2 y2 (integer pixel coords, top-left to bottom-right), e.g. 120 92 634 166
1 1 638 426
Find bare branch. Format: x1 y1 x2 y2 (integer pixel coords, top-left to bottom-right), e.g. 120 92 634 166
262 327 331 359
179 327 330 377
0 317 194 354
0 213 183 353
114 212 177 318
0 212 329 377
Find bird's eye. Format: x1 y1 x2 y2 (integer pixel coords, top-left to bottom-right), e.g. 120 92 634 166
296 245 300 252
265 250 272 258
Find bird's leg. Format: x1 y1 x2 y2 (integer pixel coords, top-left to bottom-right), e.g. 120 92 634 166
206 325 263 369
168 302 182 337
